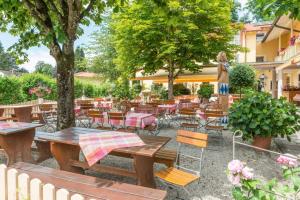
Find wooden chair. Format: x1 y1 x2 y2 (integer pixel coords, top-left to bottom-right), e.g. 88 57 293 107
178 108 199 131
86 109 110 129
107 112 126 130
204 111 225 145
162 100 175 105
155 130 207 198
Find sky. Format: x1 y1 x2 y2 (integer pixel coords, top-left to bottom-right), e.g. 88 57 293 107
0 0 248 72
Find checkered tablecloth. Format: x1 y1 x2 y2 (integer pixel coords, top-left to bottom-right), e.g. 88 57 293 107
196 110 206 120
125 112 156 129
79 131 145 166
158 104 177 114
97 101 113 109
178 103 193 109
0 122 33 131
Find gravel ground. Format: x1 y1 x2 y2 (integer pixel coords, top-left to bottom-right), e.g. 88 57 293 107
1 125 299 200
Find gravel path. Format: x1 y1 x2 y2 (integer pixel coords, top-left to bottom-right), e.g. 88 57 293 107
2 126 299 200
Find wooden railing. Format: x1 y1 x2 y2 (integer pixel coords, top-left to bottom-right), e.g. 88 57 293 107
275 43 300 62
0 164 85 200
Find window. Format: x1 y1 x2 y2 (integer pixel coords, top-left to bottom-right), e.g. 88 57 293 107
270 80 272 90
256 56 264 62
298 74 300 87
256 33 265 42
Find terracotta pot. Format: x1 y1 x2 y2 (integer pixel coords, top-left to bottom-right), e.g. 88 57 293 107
252 136 272 150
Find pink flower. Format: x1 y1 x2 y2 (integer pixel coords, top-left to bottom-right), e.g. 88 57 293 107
277 154 298 168
228 174 241 186
242 167 254 180
228 160 244 174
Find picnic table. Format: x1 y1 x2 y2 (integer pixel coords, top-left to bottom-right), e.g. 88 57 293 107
0 122 42 164
0 105 33 122
37 127 171 188
12 162 167 200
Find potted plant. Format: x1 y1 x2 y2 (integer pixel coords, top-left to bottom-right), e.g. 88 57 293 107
229 92 300 149
197 82 214 103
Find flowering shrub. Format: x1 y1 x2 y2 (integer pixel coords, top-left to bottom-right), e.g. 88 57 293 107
228 155 300 199
29 85 51 98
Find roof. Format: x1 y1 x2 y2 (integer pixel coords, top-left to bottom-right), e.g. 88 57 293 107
243 22 272 32
262 15 300 43
74 72 99 78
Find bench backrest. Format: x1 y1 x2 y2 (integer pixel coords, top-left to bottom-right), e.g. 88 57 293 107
0 164 85 200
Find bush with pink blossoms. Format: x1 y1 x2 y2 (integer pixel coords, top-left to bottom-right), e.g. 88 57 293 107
228 156 300 200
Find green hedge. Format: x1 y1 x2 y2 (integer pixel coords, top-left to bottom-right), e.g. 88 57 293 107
0 73 111 105
0 76 25 104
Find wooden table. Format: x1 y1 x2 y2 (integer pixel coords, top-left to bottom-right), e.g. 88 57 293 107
0 105 33 122
37 127 171 188
12 162 167 200
0 122 42 165
0 117 9 121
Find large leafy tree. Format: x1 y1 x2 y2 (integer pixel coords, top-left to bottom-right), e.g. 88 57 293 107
113 0 239 99
247 0 300 21
0 0 124 129
75 46 88 72
0 41 18 71
35 61 55 77
87 15 121 81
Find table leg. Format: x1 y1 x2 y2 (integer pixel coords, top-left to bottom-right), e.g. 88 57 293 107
50 142 83 174
35 141 51 163
0 129 35 165
14 107 33 122
133 155 156 188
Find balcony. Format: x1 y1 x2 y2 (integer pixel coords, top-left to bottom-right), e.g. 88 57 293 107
275 42 300 62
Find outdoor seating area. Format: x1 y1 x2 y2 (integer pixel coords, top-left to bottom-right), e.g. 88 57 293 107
2 1 300 199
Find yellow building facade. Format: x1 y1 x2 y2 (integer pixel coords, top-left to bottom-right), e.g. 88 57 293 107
239 15 300 100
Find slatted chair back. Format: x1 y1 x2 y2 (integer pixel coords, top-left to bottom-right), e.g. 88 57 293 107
77 99 93 105
107 112 126 128
175 130 208 176
79 103 95 111
162 100 175 105
146 102 159 107
130 102 140 108
179 99 191 103
178 108 195 116
39 104 53 112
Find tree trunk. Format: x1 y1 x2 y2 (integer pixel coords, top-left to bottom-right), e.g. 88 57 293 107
168 71 174 100
53 43 75 130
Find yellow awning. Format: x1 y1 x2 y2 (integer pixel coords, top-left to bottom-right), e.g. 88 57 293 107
132 74 217 83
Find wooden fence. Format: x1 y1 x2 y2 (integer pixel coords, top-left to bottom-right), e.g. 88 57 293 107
0 164 86 200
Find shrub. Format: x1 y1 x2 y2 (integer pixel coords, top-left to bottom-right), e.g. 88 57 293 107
151 83 168 100
197 82 214 99
229 64 256 96
229 92 300 141
0 76 25 104
173 84 191 96
19 73 57 101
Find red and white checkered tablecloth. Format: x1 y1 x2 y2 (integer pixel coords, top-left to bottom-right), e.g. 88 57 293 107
97 101 113 109
0 122 31 130
125 112 156 129
158 104 177 114
178 103 193 109
79 131 145 166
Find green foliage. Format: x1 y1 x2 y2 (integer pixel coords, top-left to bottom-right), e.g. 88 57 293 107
151 83 168 100
197 82 214 99
112 82 132 100
113 0 239 99
88 15 121 81
0 76 24 104
75 46 88 72
229 64 256 95
231 162 300 200
229 92 300 141
0 41 27 72
247 0 299 22
35 61 55 77
173 84 191 96
131 83 142 98
20 73 57 101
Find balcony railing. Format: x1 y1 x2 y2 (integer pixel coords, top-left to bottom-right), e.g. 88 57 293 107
275 42 300 62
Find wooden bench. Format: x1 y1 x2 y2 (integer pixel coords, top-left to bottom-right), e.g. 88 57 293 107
7 162 166 200
34 131 177 167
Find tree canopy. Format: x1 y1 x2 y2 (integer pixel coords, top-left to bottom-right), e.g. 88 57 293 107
0 0 124 128
247 0 300 21
35 61 55 77
75 46 88 72
112 0 239 99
